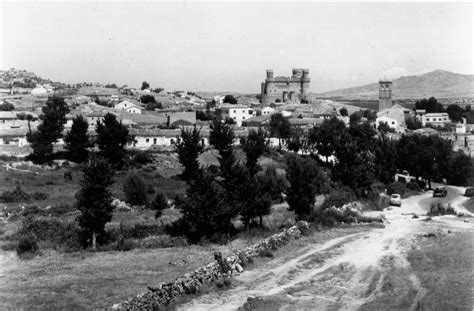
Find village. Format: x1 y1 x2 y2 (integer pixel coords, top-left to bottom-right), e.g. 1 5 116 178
1 67 473 158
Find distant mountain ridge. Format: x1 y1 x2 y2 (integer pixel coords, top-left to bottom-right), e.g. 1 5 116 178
315 70 474 99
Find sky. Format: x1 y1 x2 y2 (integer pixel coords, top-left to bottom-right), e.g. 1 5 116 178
1 1 473 93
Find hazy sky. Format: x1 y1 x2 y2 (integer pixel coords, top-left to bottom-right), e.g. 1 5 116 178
1 2 472 93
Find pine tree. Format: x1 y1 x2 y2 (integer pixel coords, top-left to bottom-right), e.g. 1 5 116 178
123 172 147 206
148 192 168 219
64 115 90 163
26 96 70 163
175 126 204 181
76 155 115 250
96 113 130 168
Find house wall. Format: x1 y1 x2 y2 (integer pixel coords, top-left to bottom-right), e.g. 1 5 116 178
220 108 252 126
376 116 398 129
129 136 210 149
422 114 449 127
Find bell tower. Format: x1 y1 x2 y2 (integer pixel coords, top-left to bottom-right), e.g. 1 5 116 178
378 79 392 111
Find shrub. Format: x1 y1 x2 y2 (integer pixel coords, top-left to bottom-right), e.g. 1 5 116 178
0 185 31 203
22 205 44 217
46 203 76 217
321 188 356 210
148 192 168 219
429 202 456 216
32 192 48 201
16 235 39 257
387 181 408 196
407 180 421 192
258 248 274 258
115 238 136 251
146 184 155 194
123 172 147 206
140 235 188 248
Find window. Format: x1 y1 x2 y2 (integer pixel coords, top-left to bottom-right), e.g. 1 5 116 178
153 138 157 144
392 121 395 125
426 118 430 121
243 116 245 119
146 138 149 143
234 117 236 119
233 110 236 113
170 139 175 144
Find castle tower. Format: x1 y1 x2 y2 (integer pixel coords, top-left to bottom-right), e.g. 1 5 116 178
301 69 310 96
378 79 392 111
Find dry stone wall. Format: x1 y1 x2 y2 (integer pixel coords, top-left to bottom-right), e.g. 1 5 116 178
116 221 310 310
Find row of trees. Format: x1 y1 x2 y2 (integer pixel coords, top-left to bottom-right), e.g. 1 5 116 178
27 96 131 166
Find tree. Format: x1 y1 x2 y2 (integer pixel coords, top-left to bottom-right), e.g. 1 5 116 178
0 102 14 111
153 88 164 94
76 155 115 250
268 113 291 150
223 95 237 105
446 104 465 123
96 113 130 168
123 172 147 206
307 117 347 162
148 192 168 218
210 119 235 180
177 170 233 242
406 116 422 130
374 134 398 184
339 107 348 117
141 81 150 90
415 97 444 113
26 96 70 164
175 126 204 181
64 115 91 163
140 94 157 104
285 154 329 220
287 127 304 153
224 117 236 125
447 151 472 186
377 121 395 135
241 128 267 175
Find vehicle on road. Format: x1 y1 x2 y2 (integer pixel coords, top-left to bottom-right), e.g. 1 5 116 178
390 194 402 206
433 187 448 197
464 187 474 197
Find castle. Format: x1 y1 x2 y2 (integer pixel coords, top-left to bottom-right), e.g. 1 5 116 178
260 69 310 105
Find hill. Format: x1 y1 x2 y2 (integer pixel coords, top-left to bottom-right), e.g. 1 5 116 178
315 70 474 99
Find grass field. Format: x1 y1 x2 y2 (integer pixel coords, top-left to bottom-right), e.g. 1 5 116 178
406 230 473 310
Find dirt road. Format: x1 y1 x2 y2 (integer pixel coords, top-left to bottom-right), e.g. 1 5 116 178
179 188 472 311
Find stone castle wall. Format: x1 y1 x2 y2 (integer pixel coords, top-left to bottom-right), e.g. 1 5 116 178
116 221 310 310
261 69 310 105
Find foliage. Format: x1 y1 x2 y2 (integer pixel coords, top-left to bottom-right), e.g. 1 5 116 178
76 155 115 249
307 117 347 161
153 88 164 93
32 191 48 201
141 81 150 90
241 128 267 175
339 107 348 116
0 102 14 111
446 104 465 123
175 126 204 181
148 192 168 218
223 94 237 105
16 235 39 257
268 113 290 149
210 119 235 179
64 115 91 163
96 113 130 168
377 121 395 134
224 117 236 125
123 172 147 206
374 135 398 184
320 188 357 210
140 94 156 104
287 127 304 153
386 181 409 195
285 154 330 220
0 185 31 203
447 151 472 186
415 97 444 113
26 96 70 164
406 116 422 130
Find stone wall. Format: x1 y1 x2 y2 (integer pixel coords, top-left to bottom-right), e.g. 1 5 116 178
116 221 310 310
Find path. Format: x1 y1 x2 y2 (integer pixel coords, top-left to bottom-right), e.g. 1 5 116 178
179 187 472 310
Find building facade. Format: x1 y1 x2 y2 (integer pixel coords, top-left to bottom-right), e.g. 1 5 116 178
260 69 310 105
421 113 450 127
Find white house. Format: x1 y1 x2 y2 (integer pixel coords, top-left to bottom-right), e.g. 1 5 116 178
376 104 411 133
0 128 29 146
261 106 276 116
422 113 450 127
217 105 253 126
128 128 209 149
376 115 400 131
114 100 143 114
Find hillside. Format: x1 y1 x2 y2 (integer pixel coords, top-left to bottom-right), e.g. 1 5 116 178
315 70 474 99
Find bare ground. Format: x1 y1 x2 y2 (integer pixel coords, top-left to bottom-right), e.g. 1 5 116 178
178 187 473 311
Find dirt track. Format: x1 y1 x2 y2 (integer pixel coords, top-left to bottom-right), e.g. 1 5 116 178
179 187 472 311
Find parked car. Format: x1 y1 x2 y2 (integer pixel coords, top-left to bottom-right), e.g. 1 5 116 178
464 187 474 197
390 194 402 206
433 187 448 197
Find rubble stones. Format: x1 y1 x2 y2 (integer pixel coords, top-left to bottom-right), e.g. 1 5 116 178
117 221 310 310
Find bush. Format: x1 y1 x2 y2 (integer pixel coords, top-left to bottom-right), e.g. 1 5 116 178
32 192 48 201
407 180 421 192
140 235 188 248
123 172 147 206
321 188 356 210
387 181 408 196
258 248 274 258
146 184 155 194
22 205 44 217
429 202 456 216
16 235 39 257
0 185 31 203
148 192 168 218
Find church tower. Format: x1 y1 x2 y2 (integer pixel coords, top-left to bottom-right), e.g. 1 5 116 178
378 79 392 111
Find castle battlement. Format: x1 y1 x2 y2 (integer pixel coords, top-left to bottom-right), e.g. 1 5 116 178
260 68 310 105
